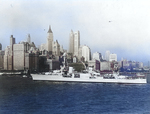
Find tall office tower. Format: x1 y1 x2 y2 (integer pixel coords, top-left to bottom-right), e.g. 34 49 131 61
47 26 53 53
105 50 110 61
82 45 91 62
10 35 15 46
4 35 15 70
13 42 39 71
10 35 15 70
68 30 74 54
74 31 80 57
0 43 2 50
93 52 101 61
27 34 31 44
13 43 26 70
78 46 83 60
139 62 144 68
109 53 117 62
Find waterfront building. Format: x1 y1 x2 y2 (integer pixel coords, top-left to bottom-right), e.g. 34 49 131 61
4 35 39 72
105 50 110 61
88 59 100 71
4 45 13 70
47 59 60 71
38 55 49 72
13 43 26 70
119 59 144 71
100 61 111 71
25 52 39 72
47 26 53 54
109 53 117 62
13 42 39 71
122 59 129 68
0 50 4 70
4 35 15 70
92 52 102 61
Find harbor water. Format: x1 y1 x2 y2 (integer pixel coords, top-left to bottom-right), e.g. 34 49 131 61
0 75 150 114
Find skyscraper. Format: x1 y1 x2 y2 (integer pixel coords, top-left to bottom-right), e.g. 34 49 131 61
10 35 15 46
4 35 15 70
27 34 31 44
93 52 101 61
69 30 74 54
82 45 91 62
47 26 53 53
105 50 110 61
68 30 80 57
74 31 80 57
109 53 117 62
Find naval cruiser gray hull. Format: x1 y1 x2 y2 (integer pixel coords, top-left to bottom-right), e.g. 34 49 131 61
31 73 147 84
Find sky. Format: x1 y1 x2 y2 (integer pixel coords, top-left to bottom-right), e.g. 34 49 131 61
0 0 150 65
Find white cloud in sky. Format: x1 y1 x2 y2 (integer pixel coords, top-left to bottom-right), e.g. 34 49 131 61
0 0 150 64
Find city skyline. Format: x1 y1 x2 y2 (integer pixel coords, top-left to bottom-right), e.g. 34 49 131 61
0 0 150 65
